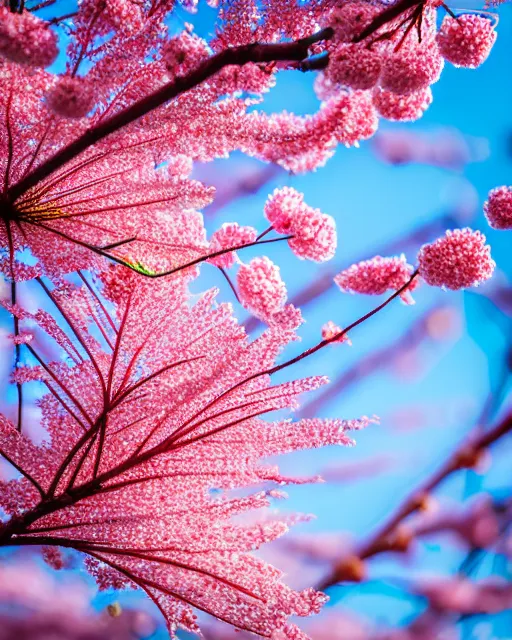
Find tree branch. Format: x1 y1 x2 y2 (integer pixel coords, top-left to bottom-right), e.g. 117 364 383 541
8 27 333 201
318 409 512 589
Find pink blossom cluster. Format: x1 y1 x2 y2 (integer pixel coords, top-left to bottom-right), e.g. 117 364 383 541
436 13 498 69
334 255 418 303
237 256 288 318
322 3 497 123
264 187 337 262
484 185 512 229
418 228 495 290
76 0 144 35
0 7 58 67
207 223 257 268
47 76 96 119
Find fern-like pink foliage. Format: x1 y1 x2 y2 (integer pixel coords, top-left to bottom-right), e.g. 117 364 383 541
0 273 370 638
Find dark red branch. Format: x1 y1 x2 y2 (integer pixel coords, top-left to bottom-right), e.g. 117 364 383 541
10 281 23 432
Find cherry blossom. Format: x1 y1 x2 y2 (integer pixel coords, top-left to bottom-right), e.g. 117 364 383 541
207 223 258 268
334 256 418 303
380 43 444 96
321 321 350 345
484 185 512 229
46 75 97 119
372 87 433 122
237 256 288 319
418 229 495 290
264 187 337 262
326 44 382 91
437 13 497 69
264 187 306 235
0 7 58 67
327 1 381 43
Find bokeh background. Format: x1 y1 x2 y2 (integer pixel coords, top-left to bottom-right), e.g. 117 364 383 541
1 1 512 638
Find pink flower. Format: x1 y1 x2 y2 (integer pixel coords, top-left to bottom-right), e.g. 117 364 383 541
326 44 382 91
418 228 495 290
264 188 337 262
263 187 307 234
328 1 381 43
332 91 379 147
373 87 433 122
484 185 512 230
42 545 66 570
321 320 350 344
0 8 58 67
437 13 497 69
78 0 143 34
264 187 306 235
208 223 257 268
334 256 418 303
269 304 304 330
288 207 337 262
237 256 288 318
380 43 444 96
162 31 210 77
47 76 96 119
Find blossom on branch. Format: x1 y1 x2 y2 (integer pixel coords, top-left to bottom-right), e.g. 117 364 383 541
264 187 337 262
334 256 418 304
484 185 512 230
207 223 258 268
237 256 288 319
418 228 495 290
437 13 497 69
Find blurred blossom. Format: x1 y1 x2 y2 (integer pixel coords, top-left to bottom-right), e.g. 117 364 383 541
387 404 431 431
0 561 156 639
373 128 489 171
277 532 353 563
391 348 425 381
425 306 463 342
417 577 512 615
306 610 369 640
410 495 501 549
321 454 400 482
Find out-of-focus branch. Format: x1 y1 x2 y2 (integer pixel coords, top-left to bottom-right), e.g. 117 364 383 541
204 164 284 216
297 304 446 419
319 410 512 589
